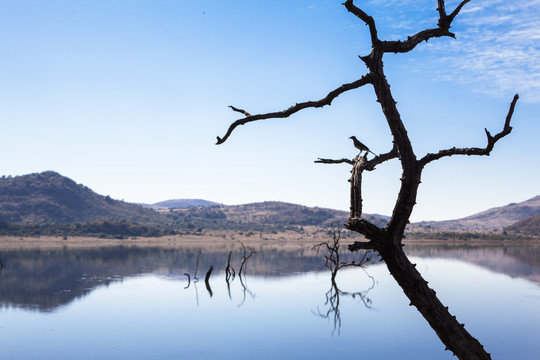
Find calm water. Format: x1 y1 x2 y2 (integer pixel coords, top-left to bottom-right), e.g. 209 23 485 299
0 242 539 359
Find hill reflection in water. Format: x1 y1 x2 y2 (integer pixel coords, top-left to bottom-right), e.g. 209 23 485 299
0 242 539 312
0 241 539 359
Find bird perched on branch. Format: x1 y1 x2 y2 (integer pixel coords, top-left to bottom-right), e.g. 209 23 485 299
349 136 377 156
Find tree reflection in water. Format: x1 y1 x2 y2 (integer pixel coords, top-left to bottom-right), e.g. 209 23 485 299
314 230 377 334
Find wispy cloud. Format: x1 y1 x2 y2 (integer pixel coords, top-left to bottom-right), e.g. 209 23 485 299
364 0 540 102
426 0 540 102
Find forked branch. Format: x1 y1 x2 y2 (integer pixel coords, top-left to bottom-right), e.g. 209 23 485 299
359 0 470 54
238 241 256 278
216 75 372 144
419 94 519 168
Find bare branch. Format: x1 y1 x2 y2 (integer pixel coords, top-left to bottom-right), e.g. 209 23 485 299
381 28 454 54
504 93 519 128
229 106 251 117
238 241 256 278
379 0 470 54
343 0 379 45
346 217 385 243
348 240 378 252
315 143 398 168
313 229 373 282
447 0 471 24
217 76 372 144
364 143 399 171
418 94 519 168
225 250 236 283
315 158 354 165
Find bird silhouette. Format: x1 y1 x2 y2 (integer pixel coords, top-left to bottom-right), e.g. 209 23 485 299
349 136 377 156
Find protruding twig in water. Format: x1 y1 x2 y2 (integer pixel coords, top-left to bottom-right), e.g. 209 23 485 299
225 250 236 282
313 229 372 281
205 265 214 297
184 273 191 289
238 241 256 278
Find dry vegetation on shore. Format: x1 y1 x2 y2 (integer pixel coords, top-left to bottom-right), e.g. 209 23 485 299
1 226 538 250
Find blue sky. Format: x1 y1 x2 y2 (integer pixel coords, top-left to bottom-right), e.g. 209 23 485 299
0 0 538 221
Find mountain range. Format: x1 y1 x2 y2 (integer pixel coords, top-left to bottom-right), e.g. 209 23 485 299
0 171 537 236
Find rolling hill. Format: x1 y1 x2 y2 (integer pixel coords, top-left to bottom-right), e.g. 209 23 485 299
165 201 389 230
0 171 388 236
0 171 168 225
0 171 536 238
504 214 540 236
410 195 540 231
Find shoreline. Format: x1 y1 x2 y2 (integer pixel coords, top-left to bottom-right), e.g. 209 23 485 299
1 231 538 250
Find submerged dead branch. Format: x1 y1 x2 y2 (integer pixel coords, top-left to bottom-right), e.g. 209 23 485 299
182 244 257 304
225 250 236 283
205 265 214 297
183 273 191 289
313 229 373 282
238 241 256 278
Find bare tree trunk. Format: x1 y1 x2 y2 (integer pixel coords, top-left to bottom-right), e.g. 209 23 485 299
350 155 365 219
385 246 490 359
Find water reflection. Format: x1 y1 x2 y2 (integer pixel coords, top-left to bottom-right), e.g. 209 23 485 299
312 230 376 334
0 241 539 359
404 244 540 284
0 243 538 312
314 269 375 335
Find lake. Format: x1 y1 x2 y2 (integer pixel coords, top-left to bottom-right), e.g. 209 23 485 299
0 240 539 359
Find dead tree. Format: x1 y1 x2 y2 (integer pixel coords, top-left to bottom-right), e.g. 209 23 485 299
238 241 256 278
217 1 518 359
313 229 372 282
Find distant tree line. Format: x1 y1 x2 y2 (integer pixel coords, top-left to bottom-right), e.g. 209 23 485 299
0 219 176 239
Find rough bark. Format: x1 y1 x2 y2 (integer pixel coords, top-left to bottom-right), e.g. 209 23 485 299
350 155 366 219
380 245 491 359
